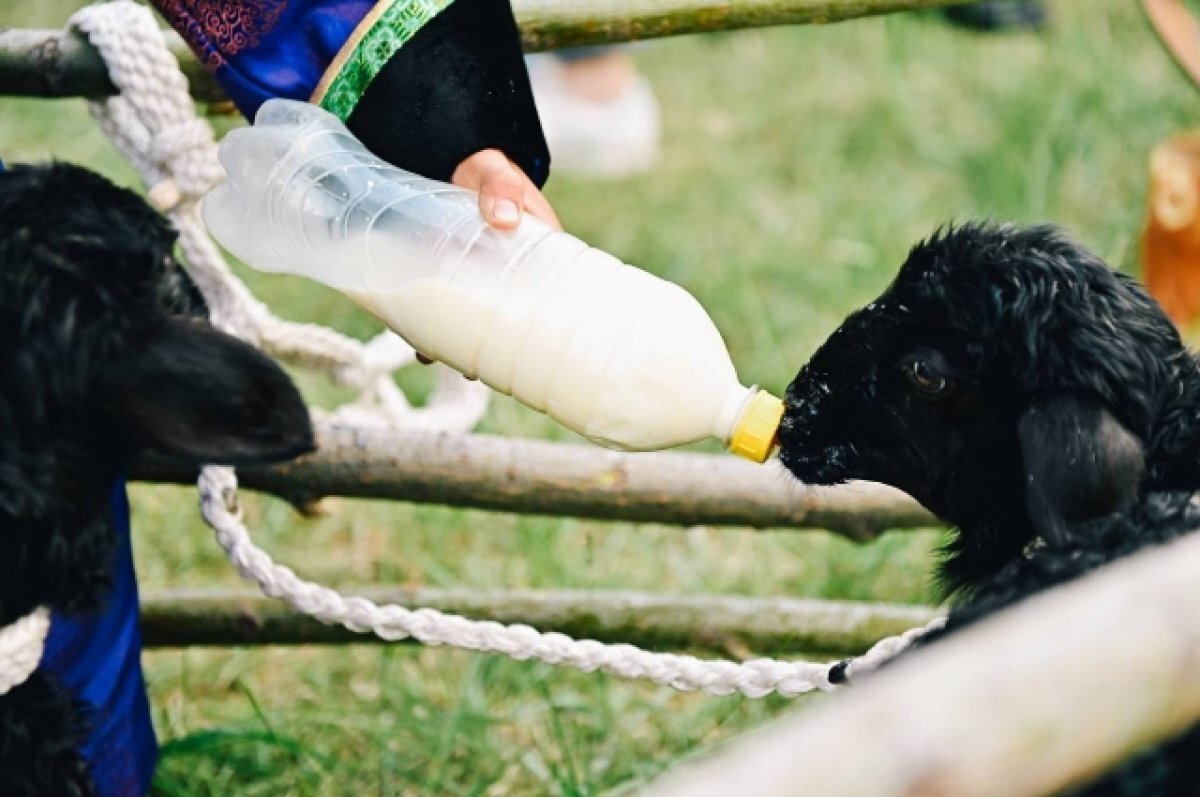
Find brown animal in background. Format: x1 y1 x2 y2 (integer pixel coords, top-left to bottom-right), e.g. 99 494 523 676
1142 132 1200 331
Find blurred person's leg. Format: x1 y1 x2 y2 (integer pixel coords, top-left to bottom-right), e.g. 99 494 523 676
528 47 661 178
942 0 1047 31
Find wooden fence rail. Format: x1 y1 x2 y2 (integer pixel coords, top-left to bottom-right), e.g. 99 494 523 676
130 423 936 540
0 0 968 100
619 528 1200 797
139 587 938 655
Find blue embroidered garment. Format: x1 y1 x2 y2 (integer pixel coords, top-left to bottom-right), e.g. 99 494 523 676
40 481 156 797
149 0 551 186
152 0 373 118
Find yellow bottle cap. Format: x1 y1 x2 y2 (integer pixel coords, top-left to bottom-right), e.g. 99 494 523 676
728 389 784 464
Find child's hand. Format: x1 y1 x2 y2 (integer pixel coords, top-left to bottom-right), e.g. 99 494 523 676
453 149 561 232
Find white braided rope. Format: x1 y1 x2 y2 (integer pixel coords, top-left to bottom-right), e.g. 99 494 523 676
0 0 945 700
199 465 945 697
840 614 946 681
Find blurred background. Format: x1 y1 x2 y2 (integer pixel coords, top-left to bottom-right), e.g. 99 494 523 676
1 1 1196 794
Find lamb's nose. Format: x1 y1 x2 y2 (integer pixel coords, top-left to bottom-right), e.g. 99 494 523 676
776 403 812 443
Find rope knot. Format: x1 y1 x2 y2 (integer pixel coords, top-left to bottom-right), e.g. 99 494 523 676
147 119 213 167
145 119 221 207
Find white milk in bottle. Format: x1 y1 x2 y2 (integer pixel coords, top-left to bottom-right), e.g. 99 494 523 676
203 99 783 461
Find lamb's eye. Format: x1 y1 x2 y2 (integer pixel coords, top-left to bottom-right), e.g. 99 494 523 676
908 361 946 393
900 351 955 399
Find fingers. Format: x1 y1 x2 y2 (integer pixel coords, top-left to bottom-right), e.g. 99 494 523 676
452 149 562 231
478 170 528 230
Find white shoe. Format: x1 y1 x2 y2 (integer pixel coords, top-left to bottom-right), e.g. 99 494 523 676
527 55 662 179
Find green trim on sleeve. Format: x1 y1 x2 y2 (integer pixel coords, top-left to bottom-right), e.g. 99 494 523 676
314 0 454 121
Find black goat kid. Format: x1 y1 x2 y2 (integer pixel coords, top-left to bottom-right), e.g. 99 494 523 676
780 223 1200 795
0 163 314 796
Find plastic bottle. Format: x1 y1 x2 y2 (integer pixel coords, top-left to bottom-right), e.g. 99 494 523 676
202 99 782 462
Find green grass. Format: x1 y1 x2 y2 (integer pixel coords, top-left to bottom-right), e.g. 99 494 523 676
2 0 1198 793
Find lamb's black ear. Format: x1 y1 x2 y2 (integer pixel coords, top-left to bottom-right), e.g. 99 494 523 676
109 318 315 464
1017 394 1144 546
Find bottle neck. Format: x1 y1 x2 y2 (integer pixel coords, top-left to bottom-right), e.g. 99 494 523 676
716 384 759 445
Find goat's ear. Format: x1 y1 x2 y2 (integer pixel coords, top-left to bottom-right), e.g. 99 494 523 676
1017 394 1144 546
108 318 315 464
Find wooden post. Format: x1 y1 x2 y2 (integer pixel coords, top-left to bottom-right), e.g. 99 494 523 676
130 424 936 540
0 0 970 100
139 586 939 655
619 530 1200 797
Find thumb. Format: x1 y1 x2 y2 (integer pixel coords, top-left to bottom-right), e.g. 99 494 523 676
452 149 561 231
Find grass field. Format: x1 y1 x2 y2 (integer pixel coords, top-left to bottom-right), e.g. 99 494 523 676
2 1 1198 794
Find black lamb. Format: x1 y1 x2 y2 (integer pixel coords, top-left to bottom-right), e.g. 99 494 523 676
779 222 1200 795
0 162 314 796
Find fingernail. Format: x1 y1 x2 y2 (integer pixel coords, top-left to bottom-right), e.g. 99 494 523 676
493 199 520 223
